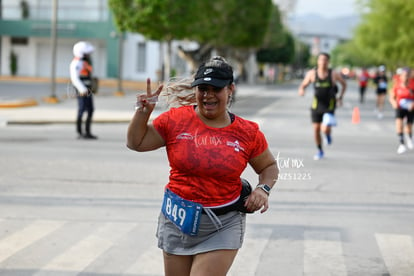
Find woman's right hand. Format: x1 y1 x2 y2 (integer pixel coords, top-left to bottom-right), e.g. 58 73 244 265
136 78 163 113
128 78 166 152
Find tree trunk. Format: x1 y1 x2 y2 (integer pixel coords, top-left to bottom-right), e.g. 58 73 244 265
176 44 213 74
163 40 172 82
247 50 257 85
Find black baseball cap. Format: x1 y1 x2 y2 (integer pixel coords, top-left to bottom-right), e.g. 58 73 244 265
191 65 233 88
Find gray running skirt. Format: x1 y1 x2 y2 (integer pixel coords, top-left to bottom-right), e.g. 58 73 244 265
156 210 246 255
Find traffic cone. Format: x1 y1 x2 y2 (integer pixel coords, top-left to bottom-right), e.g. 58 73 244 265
352 106 360 124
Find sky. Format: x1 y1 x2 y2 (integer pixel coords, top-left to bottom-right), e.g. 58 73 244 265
284 0 358 19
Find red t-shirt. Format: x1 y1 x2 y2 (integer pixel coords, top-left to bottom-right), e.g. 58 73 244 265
359 71 370 87
153 105 268 207
392 80 414 108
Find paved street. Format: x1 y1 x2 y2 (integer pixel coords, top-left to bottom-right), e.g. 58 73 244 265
0 79 413 275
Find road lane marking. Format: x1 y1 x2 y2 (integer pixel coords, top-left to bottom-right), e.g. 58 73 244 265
0 220 65 263
375 233 414 276
228 228 273 276
304 231 347 276
35 222 135 275
256 233 304 276
124 245 164 275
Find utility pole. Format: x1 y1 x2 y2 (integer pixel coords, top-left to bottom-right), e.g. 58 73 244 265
0 0 3 75
46 0 59 103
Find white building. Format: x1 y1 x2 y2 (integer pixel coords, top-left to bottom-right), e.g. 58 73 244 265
0 0 193 82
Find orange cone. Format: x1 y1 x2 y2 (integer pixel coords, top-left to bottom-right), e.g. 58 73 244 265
352 107 360 124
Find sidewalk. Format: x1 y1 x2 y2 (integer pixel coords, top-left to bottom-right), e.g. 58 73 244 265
0 94 140 125
0 76 270 125
0 76 149 125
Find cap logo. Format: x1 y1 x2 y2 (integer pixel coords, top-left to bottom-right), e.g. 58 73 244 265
204 68 213 75
203 77 211 81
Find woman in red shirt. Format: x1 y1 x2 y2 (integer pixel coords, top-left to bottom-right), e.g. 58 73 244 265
358 68 370 104
389 67 414 154
127 56 278 276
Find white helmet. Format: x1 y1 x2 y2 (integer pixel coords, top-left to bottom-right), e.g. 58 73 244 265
73 41 94 58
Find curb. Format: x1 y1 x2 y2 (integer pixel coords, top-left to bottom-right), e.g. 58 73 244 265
0 98 38 108
0 76 147 90
5 119 131 125
0 76 147 108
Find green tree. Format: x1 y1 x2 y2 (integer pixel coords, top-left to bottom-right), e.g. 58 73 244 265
330 40 376 68
109 0 273 80
109 0 197 80
204 0 272 49
256 31 295 65
294 40 311 69
261 4 285 49
256 4 295 65
195 0 273 83
354 0 414 70
255 5 295 82
109 0 195 40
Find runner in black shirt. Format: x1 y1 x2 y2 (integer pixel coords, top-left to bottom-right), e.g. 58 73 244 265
298 53 347 160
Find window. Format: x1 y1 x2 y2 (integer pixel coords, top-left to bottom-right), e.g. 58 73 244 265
136 42 146 73
11 37 28 45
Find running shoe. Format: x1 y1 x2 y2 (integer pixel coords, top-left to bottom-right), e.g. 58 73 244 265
313 150 324 160
397 144 407 154
406 138 414 150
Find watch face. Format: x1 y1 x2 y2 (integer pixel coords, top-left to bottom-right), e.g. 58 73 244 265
258 184 271 194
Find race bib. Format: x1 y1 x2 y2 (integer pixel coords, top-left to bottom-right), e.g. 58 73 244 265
399 99 413 110
379 81 387 89
161 189 202 236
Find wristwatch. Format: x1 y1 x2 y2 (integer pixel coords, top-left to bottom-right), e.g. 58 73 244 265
256 184 272 195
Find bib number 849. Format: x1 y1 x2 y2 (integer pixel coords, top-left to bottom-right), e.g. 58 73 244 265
161 189 202 236
165 197 186 226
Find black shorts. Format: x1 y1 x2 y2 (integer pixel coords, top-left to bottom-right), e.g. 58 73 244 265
396 108 414 123
311 109 334 123
376 89 387 95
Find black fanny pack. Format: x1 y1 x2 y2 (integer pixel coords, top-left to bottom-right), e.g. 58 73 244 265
203 178 254 216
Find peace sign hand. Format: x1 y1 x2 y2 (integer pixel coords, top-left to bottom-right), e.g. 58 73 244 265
135 78 163 112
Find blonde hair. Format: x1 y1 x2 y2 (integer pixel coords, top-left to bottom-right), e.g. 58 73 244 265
159 76 196 109
159 56 233 109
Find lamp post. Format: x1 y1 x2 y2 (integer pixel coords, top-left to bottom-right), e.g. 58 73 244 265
0 0 2 75
46 0 59 103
